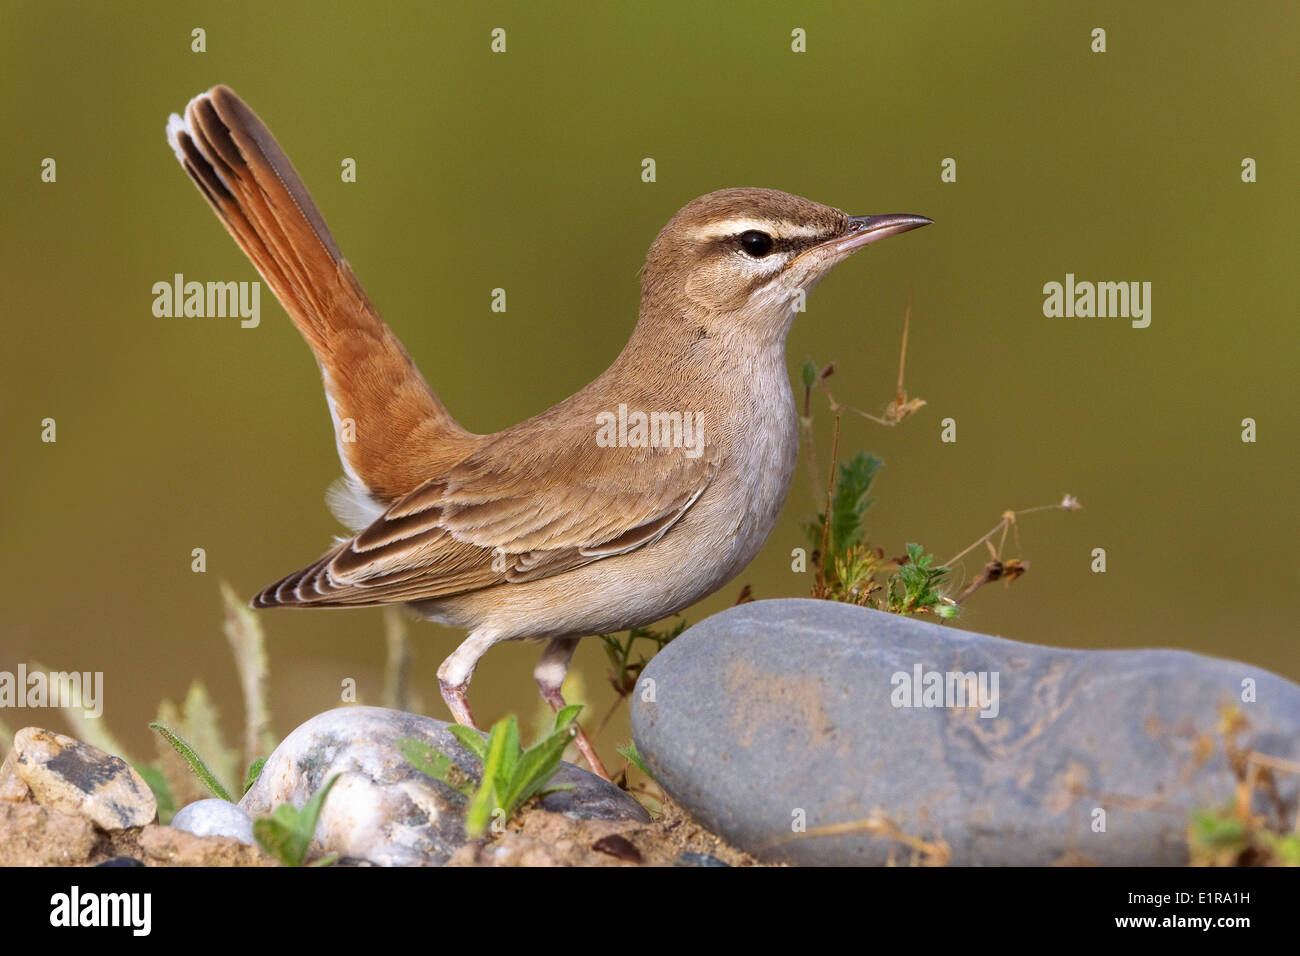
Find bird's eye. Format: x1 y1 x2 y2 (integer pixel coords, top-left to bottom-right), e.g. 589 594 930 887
739 230 775 258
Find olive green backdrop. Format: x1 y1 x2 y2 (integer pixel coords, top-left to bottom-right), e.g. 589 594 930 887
3 1 1296 762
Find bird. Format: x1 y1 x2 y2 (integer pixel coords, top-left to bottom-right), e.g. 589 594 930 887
165 84 931 779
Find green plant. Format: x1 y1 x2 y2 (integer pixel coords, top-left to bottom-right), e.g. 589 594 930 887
149 721 233 802
152 720 335 865
398 737 476 796
251 774 341 867
803 450 883 560
599 621 688 701
888 543 957 618
1188 809 1300 866
618 740 651 778
401 706 581 839
243 757 267 795
800 444 955 615
131 763 176 822
219 581 276 765
1187 704 1300 866
798 324 1078 616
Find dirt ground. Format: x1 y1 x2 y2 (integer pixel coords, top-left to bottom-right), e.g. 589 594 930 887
449 794 760 867
0 786 759 867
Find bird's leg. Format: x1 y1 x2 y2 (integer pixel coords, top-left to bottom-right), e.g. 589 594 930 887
438 678 477 728
436 631 498 730
535 637 610 780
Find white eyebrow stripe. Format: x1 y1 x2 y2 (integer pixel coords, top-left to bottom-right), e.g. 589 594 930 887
685 219 827 243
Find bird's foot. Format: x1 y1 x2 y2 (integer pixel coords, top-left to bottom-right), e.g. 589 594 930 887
438 678 479 730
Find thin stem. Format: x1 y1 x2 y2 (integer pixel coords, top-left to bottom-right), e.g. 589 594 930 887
818 407 842 591
897 289 912 398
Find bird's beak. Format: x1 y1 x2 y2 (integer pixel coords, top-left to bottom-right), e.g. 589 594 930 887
827 214 933 255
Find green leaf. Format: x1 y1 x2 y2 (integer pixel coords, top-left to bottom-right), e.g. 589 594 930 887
148 721 233 802
398 737 447 776
1269 833 1300 866
888 542 950 614
441 709 588 840
447 724 488 762
466 718 514 838
174 682 239 801
507 710 580 810
829 452 883 554
494 715 520 797
618 741 651 778
243 757 266 795
800 360 817 391
252 805 302 865
132 763 176 824
1189 809 1246 848
553 703 583 732
253 773 339 866
297 774 339 842
397 738 474 797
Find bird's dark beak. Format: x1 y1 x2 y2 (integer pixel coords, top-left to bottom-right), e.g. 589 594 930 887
828 214 933 255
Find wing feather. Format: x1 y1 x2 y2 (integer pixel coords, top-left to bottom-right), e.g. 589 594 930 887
253 426 719 608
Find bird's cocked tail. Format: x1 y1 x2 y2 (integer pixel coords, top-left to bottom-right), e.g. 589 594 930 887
166 85 478 503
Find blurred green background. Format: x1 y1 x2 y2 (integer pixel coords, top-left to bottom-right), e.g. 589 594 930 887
2 1 1296 764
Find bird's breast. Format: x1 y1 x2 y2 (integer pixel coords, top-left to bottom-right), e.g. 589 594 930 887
682 348 800 583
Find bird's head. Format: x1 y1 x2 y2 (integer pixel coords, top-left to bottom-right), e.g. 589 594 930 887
640 187 930 344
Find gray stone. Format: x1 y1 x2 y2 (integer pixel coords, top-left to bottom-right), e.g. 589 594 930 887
171 798 256 845
631 599 1300 866
0 727 156 830
240 706 648 866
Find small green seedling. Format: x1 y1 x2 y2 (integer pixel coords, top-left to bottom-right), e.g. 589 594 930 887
148 721 233 802
401 705 581 839
251 774 340 867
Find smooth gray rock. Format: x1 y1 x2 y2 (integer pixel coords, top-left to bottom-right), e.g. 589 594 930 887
240 706 648 866
171 798 255 845
631 599 1300 866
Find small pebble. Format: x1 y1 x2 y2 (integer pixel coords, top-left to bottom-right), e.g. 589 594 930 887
171 798 256 846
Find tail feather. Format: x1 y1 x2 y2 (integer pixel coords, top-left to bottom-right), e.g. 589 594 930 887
166 85 482 502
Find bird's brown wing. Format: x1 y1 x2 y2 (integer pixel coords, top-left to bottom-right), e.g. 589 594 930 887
253 423 720 607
